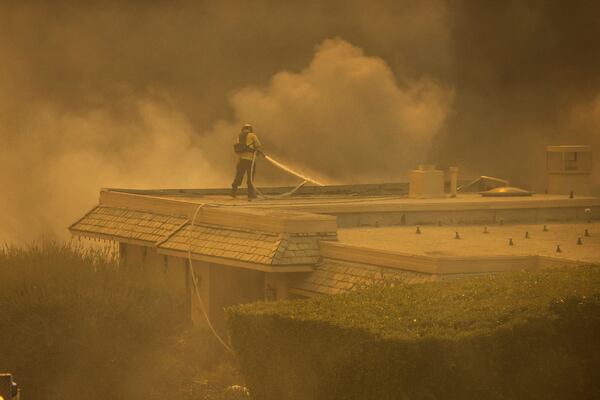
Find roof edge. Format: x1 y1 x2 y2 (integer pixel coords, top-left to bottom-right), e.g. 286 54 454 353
69 229 154 247
99 190 338 234
156 247 315 273
319 242 584 274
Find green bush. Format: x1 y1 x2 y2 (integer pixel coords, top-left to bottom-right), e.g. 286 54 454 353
0 241 236 400
227 266 600 400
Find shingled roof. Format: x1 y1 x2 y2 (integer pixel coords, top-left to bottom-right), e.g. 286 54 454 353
289 258 437 297
69 205 187 244
69 203 338 268
157 223 336 266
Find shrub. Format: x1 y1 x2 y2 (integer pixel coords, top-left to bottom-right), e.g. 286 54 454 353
0 241 235 400
227 266 600 400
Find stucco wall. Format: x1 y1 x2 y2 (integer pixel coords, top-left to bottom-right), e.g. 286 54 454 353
119 243 187 298
189 262 266 332
206 264 265 333
119 243 270 331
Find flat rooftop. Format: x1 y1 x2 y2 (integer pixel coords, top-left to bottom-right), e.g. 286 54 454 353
337 222 600 263
102 186 600 228
144 192 592 207
107 186 598 210
70 185 600 280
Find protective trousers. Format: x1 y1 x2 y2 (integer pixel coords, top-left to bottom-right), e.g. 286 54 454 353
231 158 256 198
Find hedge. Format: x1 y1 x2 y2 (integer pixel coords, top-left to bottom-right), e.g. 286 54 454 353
0 241 233 400
227 266 600 400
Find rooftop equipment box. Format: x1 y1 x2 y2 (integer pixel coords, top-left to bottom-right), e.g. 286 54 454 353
546 145 592 196
409 164 445 198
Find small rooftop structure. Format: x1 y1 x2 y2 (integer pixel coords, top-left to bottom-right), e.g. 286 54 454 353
409 164 445 198
546 145 593 196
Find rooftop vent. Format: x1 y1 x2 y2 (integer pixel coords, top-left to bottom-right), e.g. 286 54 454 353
480 186 533 197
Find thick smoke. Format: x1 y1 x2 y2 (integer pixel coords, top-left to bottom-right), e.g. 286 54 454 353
201 38 453 184
432 0 600 189
0 94 224 243
0 34 450 243
565 94 600 179
1 0 599 243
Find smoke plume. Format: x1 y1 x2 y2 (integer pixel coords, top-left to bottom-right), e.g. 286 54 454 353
432 0 600 189
200 38 453 184
0 94 224 243
0 0 599 243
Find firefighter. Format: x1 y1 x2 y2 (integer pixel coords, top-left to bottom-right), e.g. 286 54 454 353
232 123 263 199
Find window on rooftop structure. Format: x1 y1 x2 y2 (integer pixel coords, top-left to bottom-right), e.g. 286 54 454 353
564 152 578 171
163 255 168 273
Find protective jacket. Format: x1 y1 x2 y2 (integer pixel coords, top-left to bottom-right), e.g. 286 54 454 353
236 132 262 161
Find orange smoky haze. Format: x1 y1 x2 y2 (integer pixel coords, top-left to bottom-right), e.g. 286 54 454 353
0 0 599 243
0 95 225 243
431 0 600 188
199 38 454 184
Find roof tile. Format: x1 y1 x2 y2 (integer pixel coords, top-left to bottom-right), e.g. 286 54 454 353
158 223 285 265
290 258 437 297
69 206 187 243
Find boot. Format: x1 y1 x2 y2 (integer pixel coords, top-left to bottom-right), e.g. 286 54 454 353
231 185 238 199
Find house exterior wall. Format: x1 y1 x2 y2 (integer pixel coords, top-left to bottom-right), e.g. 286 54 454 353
207 264 266 333
189 262 266 332
119 243 271 332
119 243 188 299
265 273 293 300
190 260 211 327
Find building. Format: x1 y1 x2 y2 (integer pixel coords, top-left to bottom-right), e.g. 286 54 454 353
69 182 600 331
546 145 593 196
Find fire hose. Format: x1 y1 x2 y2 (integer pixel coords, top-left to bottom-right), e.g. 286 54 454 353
250 151 324 199
187 203 235 354
187 152 324 353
